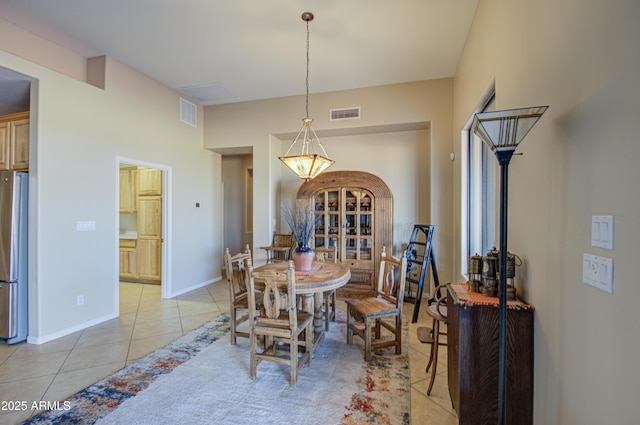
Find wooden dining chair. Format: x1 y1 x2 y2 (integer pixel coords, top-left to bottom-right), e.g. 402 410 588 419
346 246 407 361
246 259 313 386
314 244 338 331
223 245 255 345
260 232 295 264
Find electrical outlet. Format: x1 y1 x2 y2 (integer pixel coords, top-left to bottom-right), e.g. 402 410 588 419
77 295 84 306
583 254 613 294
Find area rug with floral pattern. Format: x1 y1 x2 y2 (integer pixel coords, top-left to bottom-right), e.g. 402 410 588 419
23 311 410 425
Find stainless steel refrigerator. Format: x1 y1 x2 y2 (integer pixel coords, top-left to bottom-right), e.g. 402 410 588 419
0 170 28 344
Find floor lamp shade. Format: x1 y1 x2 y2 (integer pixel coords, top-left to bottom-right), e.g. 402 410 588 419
471 106 548 159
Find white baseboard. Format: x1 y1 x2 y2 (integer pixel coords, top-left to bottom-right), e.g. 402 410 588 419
26 276 224 344
27 311 119 345
167 276 222 298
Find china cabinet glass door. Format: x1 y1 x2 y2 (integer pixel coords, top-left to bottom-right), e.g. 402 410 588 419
313 188 374 262
313 190 340 250
342 188 373 261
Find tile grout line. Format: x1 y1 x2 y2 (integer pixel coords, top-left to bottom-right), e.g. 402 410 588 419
124 284 144 365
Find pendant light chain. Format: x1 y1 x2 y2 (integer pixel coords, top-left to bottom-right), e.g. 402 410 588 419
305 17 310 119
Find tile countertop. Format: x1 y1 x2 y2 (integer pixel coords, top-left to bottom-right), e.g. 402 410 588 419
119 231 138 240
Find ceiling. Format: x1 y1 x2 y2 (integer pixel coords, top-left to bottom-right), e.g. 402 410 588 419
0 0 478 111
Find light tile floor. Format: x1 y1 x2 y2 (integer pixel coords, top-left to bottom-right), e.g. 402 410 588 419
0 281 458 424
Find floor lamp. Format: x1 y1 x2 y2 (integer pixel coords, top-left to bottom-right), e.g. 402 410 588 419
471 105 548 425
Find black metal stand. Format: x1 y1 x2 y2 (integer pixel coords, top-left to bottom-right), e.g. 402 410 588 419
404 224 440 323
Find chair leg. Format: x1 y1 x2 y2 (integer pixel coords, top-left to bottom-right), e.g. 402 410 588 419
425 330 435 373
249 331 257 380
427 319 440 395
290 334 299 387
364 315 373 361
373 318 381 340
323 290 337 331
230 307 237 345
306 322 313 366
395 314 402 355
346 306 353 344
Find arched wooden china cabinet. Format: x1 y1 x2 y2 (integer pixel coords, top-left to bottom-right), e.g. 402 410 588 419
297 170 393 298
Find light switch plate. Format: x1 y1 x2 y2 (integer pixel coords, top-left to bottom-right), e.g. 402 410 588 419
591 215 614 249
583 253 614 294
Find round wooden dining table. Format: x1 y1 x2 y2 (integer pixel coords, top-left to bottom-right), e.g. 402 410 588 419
253 260 351 352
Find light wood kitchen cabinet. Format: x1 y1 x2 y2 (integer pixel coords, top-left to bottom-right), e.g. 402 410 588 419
137 196 162 281
119 239 137 279
119 168 137 213
0 112 30 171
119 166 163 283
297 170 393 298
138 167 162 196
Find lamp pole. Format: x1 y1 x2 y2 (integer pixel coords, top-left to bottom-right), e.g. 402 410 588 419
495 149 514 425
472 105 548 425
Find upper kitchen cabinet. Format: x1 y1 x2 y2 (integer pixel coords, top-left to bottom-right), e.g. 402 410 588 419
138 168 162 196
119 167 137 213
0 112 30 171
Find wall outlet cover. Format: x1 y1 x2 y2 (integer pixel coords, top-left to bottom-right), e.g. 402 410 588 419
583 253 613 294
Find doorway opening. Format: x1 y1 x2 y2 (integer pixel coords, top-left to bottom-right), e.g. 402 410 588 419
221 154 253 260
116 158 171 301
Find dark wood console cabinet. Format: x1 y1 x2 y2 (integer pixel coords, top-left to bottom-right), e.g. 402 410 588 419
447 283 534 425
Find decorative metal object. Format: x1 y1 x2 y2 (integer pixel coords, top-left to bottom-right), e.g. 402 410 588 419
504 251 522 300
482 253 498 297
279 12 334 181
471 105 548 425
467 254 483 292
488 246 522 300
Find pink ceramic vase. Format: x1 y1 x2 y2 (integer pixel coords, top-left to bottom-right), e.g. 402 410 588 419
292 247 314 272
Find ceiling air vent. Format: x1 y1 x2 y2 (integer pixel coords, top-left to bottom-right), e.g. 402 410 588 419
180 97 197 127
330 106 361 121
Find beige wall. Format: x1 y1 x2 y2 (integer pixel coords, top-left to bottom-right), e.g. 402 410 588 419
0 20 220 343
453 0 640 422
222 154 253 256
0 17 86 82
205 79 455 282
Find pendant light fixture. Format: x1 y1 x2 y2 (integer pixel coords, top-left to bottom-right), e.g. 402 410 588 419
279 12 334 181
